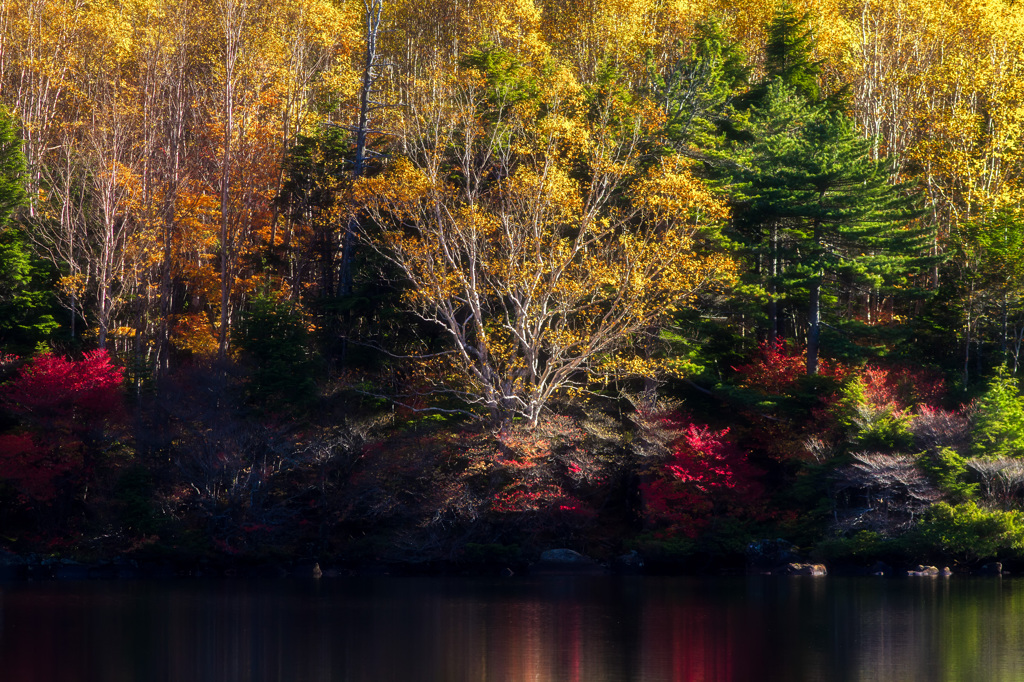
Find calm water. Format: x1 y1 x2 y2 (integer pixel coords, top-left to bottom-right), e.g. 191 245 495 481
0 575 1022 681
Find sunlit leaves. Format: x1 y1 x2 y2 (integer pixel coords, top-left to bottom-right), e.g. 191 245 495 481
359 47 736 427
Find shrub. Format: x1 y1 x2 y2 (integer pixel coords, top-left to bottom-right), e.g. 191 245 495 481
919 447 978 502
912 501 1024 563
966 458 1024 506
642 417 763 539
234 292 317 410
814 530 894 564
851 410 914 452
0 350 124 505
972 368 1024 458
911 405 971 454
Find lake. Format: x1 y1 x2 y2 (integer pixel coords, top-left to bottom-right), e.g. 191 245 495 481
0 575 1022 681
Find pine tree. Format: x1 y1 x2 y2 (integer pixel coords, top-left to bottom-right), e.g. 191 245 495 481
0 105 57 353
722 4 927 374
0 105 25 226
652 19 748 150
972 367 1024 458
760 3 823 104
731 82 926 373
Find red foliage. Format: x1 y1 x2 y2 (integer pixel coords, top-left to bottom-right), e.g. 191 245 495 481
860 363 945 412
2 350 124 426
642 418 764 538
0 350 124 504
728 341 850 460
732 339 847 392
0 433 78 502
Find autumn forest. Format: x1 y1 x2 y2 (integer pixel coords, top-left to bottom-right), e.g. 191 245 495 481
0 0 1023 573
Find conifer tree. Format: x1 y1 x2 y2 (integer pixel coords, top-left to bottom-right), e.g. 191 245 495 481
758 4 823 104
0 105 57 352
727 7 926 374
972 367 1024 458
652 19 748 150
0 105 25 225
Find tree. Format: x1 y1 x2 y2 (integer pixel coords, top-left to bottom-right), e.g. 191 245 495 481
972 367 1024 459
234 290 316 409
735 83 926 373
950 209 1024 381
651 18 748 151
0 105 57 352
0 104 25 223
751 3 826 106
357 47 736 428
0 228 59 353
0 350 124 505
723 5 928 374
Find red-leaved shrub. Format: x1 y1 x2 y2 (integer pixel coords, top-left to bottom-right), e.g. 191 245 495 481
642 417 763 538
0 350 124 504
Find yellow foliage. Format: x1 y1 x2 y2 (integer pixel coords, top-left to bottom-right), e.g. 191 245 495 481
171 313 218 357
359 56 737 426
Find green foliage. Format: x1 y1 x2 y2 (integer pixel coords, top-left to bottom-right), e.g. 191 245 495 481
0 107 56 353
831 376 865 433
761 4 823 104
634 533 698 562
912 501 1024 563
461 44 539 119
0 228 60 353
813 530 893 563
234 292 318 410
652 19 748 147
726 79 927 372
920 447 979 502
851 410 914 452
951 208 1024 372
0 104 25 224
972 367 1024 458
279 125 351 224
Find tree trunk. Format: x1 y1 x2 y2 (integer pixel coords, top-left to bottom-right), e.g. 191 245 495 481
767 221 778 344
339 0 383 299
219 0 246 363
807 273 821 375
807 218 823 375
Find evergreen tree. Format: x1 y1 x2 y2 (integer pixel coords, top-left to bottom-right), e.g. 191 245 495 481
730 82 926 373
972 367 1024 458
234 291 317 410
759 4 823 104
0 105 58 353
0 105 25 224
722 3 926 374
652 19 749 150
0 228 59 353
951 209 1024 378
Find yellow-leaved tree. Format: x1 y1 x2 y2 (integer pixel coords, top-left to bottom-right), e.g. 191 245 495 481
357 47 736 428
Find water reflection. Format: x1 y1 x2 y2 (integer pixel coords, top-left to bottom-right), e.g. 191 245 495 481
1 576 1024 681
